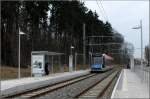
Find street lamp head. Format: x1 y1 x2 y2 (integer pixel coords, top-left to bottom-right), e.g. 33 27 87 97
132 26 141 29
19 31 26 35
19 27 26 35
71 46 74 49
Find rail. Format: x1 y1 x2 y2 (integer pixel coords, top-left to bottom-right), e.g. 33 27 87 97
75 69 121 98
4 73 96 98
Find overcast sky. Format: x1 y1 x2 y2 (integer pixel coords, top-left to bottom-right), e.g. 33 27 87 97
84 0 149 58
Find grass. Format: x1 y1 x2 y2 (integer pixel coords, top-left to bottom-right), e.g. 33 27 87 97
76 64 90 70
1 64 89 80
1 66 31 80
50 64 89 73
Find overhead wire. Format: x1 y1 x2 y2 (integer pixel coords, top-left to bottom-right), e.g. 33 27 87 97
96 0 107 53
96 0 111 53
97 0 110 22
96 0 107 22
99 0 109 22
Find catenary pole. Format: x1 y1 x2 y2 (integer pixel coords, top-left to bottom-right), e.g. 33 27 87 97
83 23 86 67
18 29 21 79
140 20 143 79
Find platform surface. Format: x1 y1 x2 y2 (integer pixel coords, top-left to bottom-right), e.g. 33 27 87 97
1 70 89 97
111 69 149 98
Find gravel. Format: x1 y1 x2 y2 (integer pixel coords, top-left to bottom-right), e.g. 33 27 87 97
100 71 120 99
37 70 114 99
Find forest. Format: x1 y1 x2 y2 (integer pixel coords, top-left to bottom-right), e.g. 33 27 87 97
1 1 131 67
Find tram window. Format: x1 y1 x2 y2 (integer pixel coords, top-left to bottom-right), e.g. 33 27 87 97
93 57 102 64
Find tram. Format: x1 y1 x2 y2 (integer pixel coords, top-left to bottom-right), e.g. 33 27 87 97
90 53 113 73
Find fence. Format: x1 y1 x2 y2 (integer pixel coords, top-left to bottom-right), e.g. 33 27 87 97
74 53 90 71
133 65 149 86
2 52 91 80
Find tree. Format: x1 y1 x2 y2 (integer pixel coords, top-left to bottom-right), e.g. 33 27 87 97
1 1 20 66
1 1 50 66
1 1 127 67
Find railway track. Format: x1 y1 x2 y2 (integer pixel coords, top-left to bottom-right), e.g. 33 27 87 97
4 68 120 99
4 73 96 99
36 69 117 99
75 69 120 99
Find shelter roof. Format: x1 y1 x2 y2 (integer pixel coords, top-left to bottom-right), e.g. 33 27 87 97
31 51 64 56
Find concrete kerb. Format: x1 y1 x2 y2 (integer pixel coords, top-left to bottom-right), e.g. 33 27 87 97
111 69 123 98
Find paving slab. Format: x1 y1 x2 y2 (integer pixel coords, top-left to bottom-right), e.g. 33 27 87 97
111 69 149 98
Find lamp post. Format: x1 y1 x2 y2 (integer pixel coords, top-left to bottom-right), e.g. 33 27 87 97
71 45 74 56
149 22 150 67
69 45 74 72
18 28 26 79
132 20 143 80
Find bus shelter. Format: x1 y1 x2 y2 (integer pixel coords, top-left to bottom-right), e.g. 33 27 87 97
31 51 64 77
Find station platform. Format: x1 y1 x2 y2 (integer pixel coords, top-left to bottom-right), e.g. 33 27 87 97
1 70 90 97
111 69 149 98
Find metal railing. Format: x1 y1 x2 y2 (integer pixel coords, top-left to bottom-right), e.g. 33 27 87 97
134 65 149 85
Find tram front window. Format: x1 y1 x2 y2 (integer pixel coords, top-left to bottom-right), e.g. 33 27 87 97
93 57 102 64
